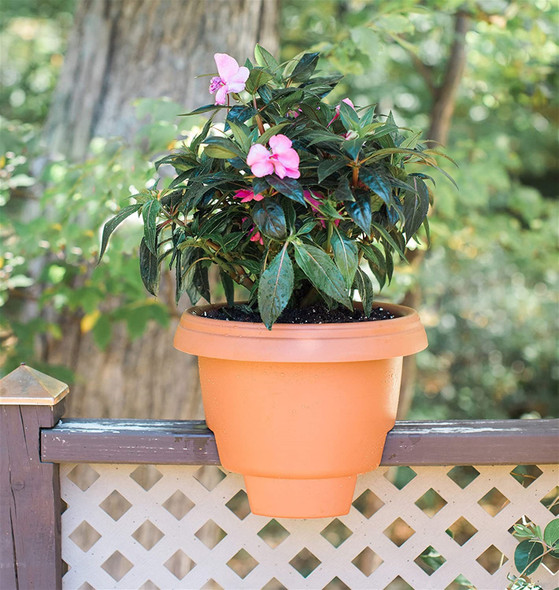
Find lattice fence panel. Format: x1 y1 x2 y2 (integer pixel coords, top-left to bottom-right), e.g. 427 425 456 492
61 463 558 590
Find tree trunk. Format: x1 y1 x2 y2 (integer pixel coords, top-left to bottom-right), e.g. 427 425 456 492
397 11 469 419
42 0 278 419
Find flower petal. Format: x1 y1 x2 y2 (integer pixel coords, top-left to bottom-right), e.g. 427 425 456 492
214 53 240 81
250 159 275 177
247 143 271 167
269 134 293 154
214 85 228 105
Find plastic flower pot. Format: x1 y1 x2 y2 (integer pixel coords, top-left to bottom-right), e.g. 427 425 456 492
174 302 427 519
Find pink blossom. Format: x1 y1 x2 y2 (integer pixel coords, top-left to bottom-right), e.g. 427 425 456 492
241 216 265 245
304 190 340 228
209 53 249 105
233 189 264 203
246 134 300 179
328 98 355 126
250 230 264 245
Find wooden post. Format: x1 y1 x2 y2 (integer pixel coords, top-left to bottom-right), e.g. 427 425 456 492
0 365 68 590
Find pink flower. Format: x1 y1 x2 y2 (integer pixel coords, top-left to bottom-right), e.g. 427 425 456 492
209 53 249 105
233 189 264 203
328 98 355 126
246 134 300 179
304 190 340 228
241 216 264 245
250 230 264 245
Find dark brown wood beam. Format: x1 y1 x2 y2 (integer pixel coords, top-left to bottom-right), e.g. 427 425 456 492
41 418 559 466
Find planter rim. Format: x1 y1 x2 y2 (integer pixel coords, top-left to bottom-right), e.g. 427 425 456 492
174 301 427 362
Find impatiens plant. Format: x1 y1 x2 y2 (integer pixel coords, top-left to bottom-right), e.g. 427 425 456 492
100 46 454 328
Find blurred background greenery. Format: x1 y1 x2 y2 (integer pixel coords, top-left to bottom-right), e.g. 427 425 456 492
1 0 557 420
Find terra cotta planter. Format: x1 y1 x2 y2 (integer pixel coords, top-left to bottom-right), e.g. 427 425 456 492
174 302 427 518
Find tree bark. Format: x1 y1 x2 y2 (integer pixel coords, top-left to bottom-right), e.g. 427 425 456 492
42 0 279 419
44 0 279 159
397 11 469 419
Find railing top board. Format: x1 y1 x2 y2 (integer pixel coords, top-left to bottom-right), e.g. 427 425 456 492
41 418 559 466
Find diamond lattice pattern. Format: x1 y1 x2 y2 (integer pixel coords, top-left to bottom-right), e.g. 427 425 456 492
60 463 558 589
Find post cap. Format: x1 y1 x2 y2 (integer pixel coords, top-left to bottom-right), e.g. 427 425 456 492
0 365 69 406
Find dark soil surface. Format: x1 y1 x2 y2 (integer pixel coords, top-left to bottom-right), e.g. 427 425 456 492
197 303 397 324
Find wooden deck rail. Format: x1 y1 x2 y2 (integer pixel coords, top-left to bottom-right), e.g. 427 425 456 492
41 418 559 466
1 365 558 590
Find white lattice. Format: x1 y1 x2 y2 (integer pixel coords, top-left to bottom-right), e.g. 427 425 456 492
61 463 558 590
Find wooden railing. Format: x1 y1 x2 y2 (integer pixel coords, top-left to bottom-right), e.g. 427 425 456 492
1 365 558 590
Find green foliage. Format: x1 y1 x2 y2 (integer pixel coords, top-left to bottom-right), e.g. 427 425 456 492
282 0 558 418
508 518 559 589
0 99 190 374
100 47 450 328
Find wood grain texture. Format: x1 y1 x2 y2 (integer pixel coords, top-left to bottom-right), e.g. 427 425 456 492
41 418 559 466
1 402 65 590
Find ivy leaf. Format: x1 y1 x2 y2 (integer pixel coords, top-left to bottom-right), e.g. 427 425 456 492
290 52 320 83
353 267 374 317
252 198 287 239
98 203 142 262
360 166 392 206
258 244 294 329
265 175 306 205
317 159 349 183
293 242 352 309
331 226 358 289
139 237 160 296
142 199 161 254
346 193 372 235
514 540 544 576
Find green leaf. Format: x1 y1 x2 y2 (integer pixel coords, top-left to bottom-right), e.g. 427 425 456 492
265 175 306 205
293 242 352 309
332 176 354 202
139 237 160 296
290 52 320 83
514 540 544 576
403 177 430 240
227 121 252 153
190 117 213 155
544 519 559 555
252 198 287 239
245 67 274 94
142 199 161 254
258 244 294 329
226 105 257 127
98 203 142 262
254 44 280 74
354 267 374 317
317 159 349 183
203 137 245 159
346 194 372 235
371 222 407 260
221 271 235 307
331 226 358 289
360 167 392 205
338 101 360 131
181 104 226 116
256 122 290 145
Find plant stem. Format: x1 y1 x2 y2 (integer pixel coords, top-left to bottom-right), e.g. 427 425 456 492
253 95 265 135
